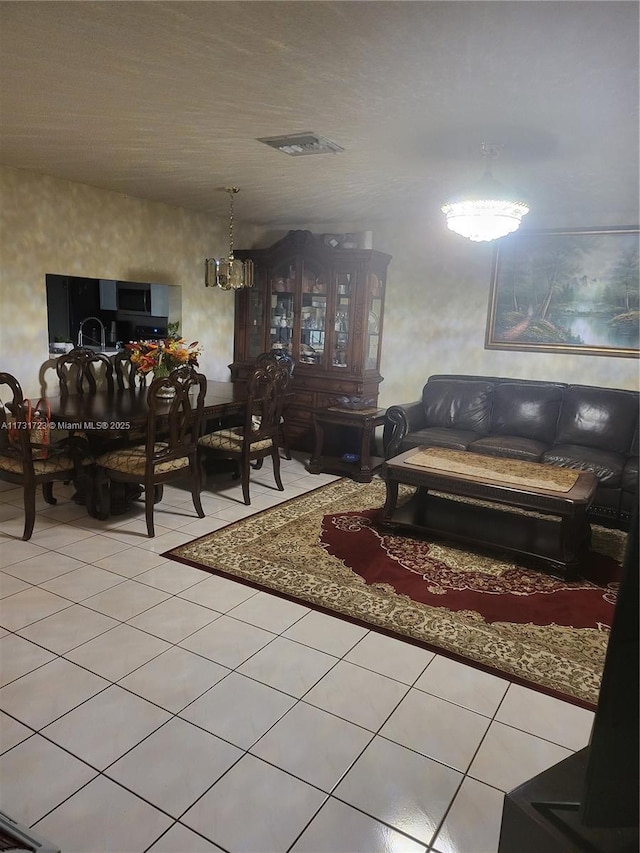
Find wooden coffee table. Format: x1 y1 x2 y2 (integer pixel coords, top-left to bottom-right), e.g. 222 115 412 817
381 447 599 580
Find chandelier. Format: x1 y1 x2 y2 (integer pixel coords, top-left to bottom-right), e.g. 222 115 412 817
205 187 254 290
441 144 529 242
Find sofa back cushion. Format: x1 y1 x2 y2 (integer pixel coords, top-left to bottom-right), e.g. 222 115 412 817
491 383 564 444
422 379 493 433
555 386 639 453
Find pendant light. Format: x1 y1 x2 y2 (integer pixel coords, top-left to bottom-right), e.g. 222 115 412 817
441 144 529 242
205 187 254 290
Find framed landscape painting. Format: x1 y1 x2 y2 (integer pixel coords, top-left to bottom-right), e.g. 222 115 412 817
485 227 639 357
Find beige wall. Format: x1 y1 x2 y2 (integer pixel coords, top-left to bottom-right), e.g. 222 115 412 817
0 165 258 398
1 165 637 406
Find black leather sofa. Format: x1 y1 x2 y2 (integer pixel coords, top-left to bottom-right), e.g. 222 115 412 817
383 374 639 530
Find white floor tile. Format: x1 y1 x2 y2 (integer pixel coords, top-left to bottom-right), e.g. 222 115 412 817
283 610 369 657
496 682 595 750
40 563 126 601
1 551 89 585
237 636 337 697
181 753 326 852
92 545 169 576
432 776 505 853
54 533 133 562
380 687 491 772
334 735 461 847
33 774 173 853
30 524 96 549
134 560 208 593
0 710 33 753
291 796 426 853
344 631 434 684
178 573 258 612
415 654 509 717
0 538 46 569
128 596 220 643
17 603 118 654
106 717 242 817
227 590 310 633
304 660 409 731
0 657 108 729
179 672 296 749
42 684 171 769
0 732 97 825
179 613 276 668
468 720 572 792
119 646 230 713
0 633 56 686
147 823 225 852
250 700 373 792
0 586 71 630
0 571 30 598
81 577 170 620
64 623 171 681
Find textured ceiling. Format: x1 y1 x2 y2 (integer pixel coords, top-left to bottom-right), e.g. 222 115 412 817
0 1 638 228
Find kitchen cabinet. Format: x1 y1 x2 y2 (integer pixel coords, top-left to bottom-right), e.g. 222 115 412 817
150 284 169 317
232 230 391 451
99 279 117 311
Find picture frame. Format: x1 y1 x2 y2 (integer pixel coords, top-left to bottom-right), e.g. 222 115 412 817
485 227 639 358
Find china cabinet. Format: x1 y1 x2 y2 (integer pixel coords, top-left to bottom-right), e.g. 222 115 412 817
232 230 391 451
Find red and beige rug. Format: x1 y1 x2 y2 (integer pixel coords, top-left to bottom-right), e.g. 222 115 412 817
165 479 626 708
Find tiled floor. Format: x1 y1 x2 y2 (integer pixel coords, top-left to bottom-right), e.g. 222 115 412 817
0 455 595 852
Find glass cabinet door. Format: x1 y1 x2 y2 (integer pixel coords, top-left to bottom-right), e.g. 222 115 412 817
246 288 265 359
299 258 328 366
332 272 352 369
269 261 296 355
365 273 383 370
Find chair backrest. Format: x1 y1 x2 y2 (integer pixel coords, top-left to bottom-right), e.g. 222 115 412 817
146 366 207 466
0 372 40 469
255 350 295 379
111 350 147 390
246 364 290 442
56 347 114 395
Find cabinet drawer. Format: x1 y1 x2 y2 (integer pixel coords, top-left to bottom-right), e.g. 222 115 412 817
292 390 316 408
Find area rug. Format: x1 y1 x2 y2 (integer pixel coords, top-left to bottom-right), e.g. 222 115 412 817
165 479 626 708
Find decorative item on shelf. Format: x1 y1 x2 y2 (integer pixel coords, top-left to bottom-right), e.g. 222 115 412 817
126 337 202 397
332 396 376 410
441 143 529 242
205 187 254 290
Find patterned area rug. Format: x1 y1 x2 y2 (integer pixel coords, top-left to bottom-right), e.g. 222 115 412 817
165 479 626 707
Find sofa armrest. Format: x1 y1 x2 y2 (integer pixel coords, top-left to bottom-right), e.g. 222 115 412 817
383 400 425 458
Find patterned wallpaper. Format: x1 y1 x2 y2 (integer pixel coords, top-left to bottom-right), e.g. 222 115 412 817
1 165 637 405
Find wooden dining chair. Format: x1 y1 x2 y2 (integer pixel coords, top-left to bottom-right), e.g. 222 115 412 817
111 350 148 391
90 366 207 536
56 347 114 395
198 362 290 505
254 350 295 460
0 372 85 540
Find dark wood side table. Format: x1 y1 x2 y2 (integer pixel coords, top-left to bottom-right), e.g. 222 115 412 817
308 406 387 482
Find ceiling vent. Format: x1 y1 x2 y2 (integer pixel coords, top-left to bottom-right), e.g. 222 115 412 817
257 133 344 156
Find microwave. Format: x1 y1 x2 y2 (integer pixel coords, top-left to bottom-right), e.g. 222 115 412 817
117 282 151 314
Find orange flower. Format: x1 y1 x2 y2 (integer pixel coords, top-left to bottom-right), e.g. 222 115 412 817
125 338 202 375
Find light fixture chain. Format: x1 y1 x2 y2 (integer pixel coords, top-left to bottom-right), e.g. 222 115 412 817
226 186 239 259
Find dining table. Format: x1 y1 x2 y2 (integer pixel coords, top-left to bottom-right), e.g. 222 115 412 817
45 380 252 517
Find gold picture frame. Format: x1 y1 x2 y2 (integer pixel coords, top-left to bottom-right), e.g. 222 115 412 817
485 227 639 358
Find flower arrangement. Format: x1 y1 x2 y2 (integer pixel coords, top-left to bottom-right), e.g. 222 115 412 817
126 337 202 378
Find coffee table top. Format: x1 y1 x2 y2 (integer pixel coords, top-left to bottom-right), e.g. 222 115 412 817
386 447 598 503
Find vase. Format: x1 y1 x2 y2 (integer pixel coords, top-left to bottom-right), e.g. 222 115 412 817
153 367 176 398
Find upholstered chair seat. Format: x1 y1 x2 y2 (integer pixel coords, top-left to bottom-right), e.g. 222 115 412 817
96 443 191 476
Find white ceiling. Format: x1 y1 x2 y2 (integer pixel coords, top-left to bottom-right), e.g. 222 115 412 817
1 1 638 228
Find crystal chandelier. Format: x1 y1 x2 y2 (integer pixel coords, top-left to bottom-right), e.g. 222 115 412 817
205 187 254 290
441 144 529 242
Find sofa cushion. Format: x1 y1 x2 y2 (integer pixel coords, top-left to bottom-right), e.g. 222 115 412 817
555 386 638 453
542 444 625 487
491 383 563 444
422 379 493 433
469 435 547 462
401 427 478 453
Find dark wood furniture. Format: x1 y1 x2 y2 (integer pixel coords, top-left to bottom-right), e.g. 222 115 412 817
231 230 391 451
198 363 291 505
90 366 207 536
381 447 599 580
309 405 387 483
0 372 81 540
55 347 114 395
254 350 295 460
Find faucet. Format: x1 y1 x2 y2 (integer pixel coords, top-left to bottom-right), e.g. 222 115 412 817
78 316 106 350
